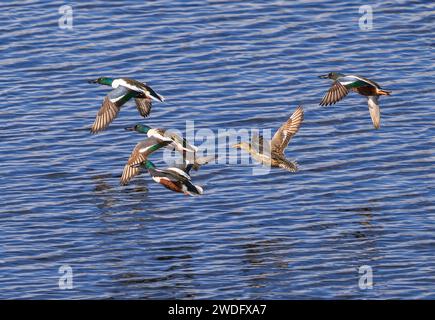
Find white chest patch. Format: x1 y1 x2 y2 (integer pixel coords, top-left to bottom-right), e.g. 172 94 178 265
112 79 122 88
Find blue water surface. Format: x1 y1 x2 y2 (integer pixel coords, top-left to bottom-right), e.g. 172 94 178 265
0 0 434 299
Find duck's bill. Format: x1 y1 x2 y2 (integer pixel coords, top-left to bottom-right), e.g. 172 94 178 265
318 74 329 79
232 143 241 148
124 126 135 131
87 79 99 83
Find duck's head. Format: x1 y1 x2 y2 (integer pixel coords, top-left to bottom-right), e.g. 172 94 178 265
232 142 251 151
319 72 344 80
87 77 114 86
124 124 151 134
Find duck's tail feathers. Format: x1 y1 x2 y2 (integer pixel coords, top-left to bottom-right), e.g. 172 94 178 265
377 89 391 96
146 85 165 102
185 181 204 195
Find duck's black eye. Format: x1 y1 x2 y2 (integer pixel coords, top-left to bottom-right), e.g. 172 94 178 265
328 72 333 77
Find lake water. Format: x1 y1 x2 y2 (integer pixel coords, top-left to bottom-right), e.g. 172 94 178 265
0 0 434 299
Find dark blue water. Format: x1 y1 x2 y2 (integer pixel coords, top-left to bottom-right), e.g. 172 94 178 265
0 0 434 299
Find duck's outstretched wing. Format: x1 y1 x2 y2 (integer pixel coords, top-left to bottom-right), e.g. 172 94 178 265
90 86 130 133
271 106 304 154
135 97 152 117
120 141 150 186
191 155 216 171
171 154 216 174
120 138 170 185
367 96 381 129
181 155 216 173
319 81 349 106
278 159 298 172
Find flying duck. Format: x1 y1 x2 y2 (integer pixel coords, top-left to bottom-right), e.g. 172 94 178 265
120 137 171 186
319 72 391 129
143 160 204 196
232 106 304 172
88 77 164 133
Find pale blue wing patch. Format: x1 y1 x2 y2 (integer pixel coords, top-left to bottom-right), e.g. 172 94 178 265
107 86 130 103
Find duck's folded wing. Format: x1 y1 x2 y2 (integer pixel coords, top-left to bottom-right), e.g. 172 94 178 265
135 97 152 117
165 167 192 182
319 81 349 106
117 78 147 93
341 75 380 88
271 106 304 153
90 86 130 133
367 96 381 129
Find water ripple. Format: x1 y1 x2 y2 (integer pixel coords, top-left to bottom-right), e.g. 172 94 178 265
0 0 434 299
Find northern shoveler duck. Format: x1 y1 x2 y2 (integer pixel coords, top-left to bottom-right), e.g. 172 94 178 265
88 77 164 133
124 124 198 153
143 160 204 196
121 125 215 185
319 72 391 129
232 106 304 172
120 137 171 186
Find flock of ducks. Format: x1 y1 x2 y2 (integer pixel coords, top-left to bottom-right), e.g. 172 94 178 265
88 73 391 196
